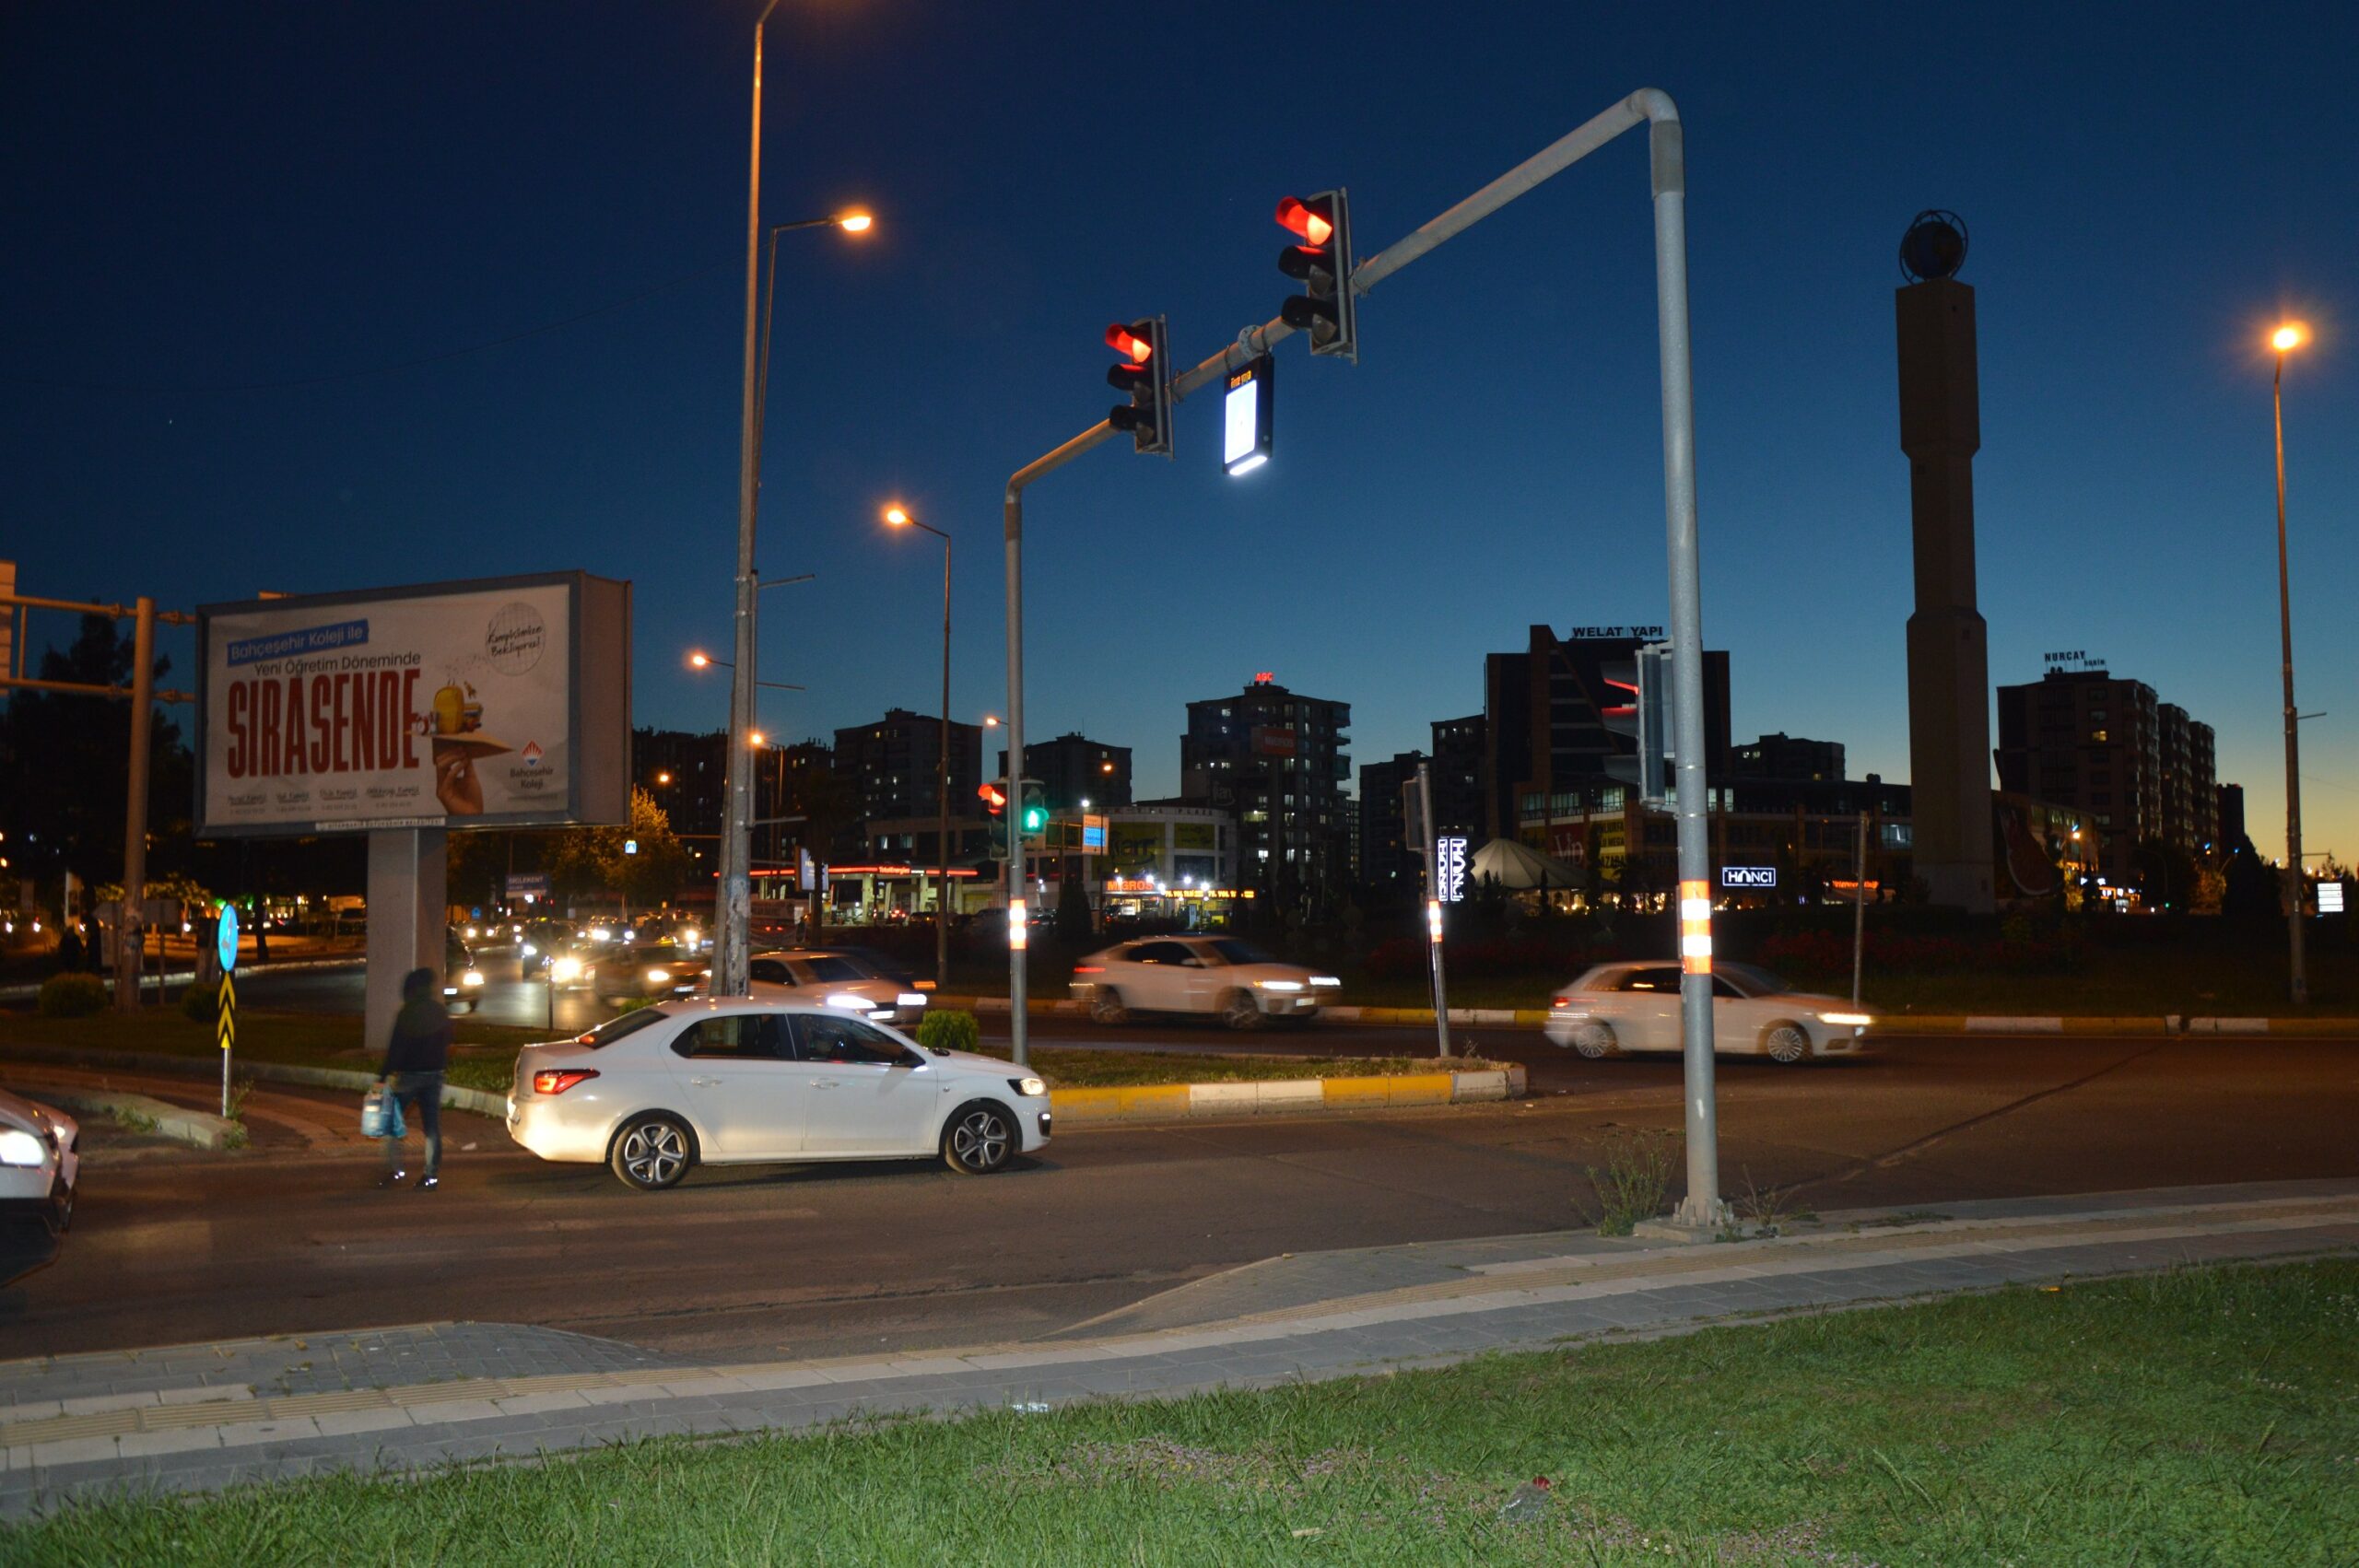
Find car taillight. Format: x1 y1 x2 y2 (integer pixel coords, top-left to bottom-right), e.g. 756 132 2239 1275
534 1069 600 1094
1074 965 1104 974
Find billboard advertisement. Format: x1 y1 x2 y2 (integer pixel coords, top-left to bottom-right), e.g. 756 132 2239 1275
195 572 629 837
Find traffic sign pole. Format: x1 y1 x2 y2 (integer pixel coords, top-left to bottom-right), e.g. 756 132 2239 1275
216 903 240 1117
1417 762 1451 1060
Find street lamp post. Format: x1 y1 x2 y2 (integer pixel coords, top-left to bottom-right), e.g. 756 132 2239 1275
718 0 874 998
2271 323 2308 1005
884 505 954 989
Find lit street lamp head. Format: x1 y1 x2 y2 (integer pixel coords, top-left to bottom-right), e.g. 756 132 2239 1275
837 212 874 234
688 650 714 670
884 505 911 527
2271 323 2306 354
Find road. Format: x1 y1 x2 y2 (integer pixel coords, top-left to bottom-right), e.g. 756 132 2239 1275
4 1012 2353 1364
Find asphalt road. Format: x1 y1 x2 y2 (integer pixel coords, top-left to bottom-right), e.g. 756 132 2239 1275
5 1024 2353 1365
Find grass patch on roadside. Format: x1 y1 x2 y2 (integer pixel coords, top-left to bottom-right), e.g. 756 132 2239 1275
0 1010 1496 1094
0 1008 541 1094
6 1260 2353 1564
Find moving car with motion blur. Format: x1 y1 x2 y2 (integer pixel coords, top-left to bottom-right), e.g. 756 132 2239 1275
444 929 486 1012
1543 961 1872 1063
0 1087 79 1285
1068 936 1339 1029
744 949 928 1027
589 939 709 1004
505 996 1050 1190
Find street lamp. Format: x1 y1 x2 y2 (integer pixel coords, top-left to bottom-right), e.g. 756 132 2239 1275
719 0 877 999
883 503 954 989
2271 321 2309 1004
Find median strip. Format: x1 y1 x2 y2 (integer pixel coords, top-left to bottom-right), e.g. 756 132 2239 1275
1048 1067 1521 1122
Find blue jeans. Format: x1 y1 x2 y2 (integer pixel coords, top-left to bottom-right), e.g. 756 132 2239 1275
382 1071 443 1177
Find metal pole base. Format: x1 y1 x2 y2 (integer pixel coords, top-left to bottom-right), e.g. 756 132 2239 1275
1672 1192 1734 1230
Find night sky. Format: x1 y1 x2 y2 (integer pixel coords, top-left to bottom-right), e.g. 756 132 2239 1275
5 2 2353 862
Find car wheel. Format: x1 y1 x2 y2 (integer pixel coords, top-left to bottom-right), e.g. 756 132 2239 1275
1088 988 1131 1026
610 1114 697 1191
1570 1021 1619 1059
1218 989 1264 1031
1763 1023 1813 1064
943 1103 1016 1175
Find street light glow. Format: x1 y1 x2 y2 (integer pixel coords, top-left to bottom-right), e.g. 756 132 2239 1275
688 650 713 669
748 731 766 748
884 505 911 527
837 212 874 233
982 715 1000 728
2271 323 2306 353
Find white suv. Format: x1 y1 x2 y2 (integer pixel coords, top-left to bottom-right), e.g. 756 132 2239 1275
1543 961 1872 1063
1070 936 1339 1029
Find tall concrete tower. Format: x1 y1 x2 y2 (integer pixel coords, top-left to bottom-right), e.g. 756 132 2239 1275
1895 212 1994 912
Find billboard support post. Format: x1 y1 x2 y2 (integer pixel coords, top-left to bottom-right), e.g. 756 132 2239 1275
364 829 447 1061
114 597 156 1012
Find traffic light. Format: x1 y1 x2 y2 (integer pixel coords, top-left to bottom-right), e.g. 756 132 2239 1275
1275 190 1356 361
979 780 1010 860
1105 317 1173 457
1601 642 1672 807
1018 782 1050 844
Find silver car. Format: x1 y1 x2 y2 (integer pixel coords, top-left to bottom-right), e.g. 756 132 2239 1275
1069 936 1340 1029
506 997 1050 1191
0 1087 79 1285
1543 961 1873 1063
744 948 928 1027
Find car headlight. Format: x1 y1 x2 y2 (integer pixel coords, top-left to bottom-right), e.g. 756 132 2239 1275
1817 1012 1872 1027
1309 976 1341 988
896 992 928 1008
0 1128 47 1167
551 957 581 983
1010 1076 1048 1098
464 927 478 940
1257 979 1303 991
645 968 671 984
522 942 537 957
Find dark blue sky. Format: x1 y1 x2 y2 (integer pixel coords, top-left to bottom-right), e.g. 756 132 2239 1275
5 2 2353 860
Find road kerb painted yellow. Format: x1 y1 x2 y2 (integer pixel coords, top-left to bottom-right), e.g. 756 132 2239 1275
1047 1070 1521 1123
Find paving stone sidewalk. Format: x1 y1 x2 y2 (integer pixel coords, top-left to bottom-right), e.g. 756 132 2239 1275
2 1177 2353 1516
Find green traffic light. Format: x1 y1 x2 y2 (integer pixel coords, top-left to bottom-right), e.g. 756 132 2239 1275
1021 806 1048 833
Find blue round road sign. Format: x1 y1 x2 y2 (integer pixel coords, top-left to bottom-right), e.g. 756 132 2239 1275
217 906 241 973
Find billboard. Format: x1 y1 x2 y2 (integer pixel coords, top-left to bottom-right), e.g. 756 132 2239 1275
195 572 629 836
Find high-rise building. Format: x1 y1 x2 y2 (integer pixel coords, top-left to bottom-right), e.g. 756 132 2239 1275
1995 669 2215 877
1180 674 1351 912
1482 626 1730 841
996 732 1132 813
832 709 982 830
2217 782 2247 849
634 728 727 840
1731 732 1845 782
1356 751 1426 894
1429 714 1486 841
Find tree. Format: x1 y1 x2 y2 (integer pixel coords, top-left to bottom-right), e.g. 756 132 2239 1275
546 789 690 914
0 614 191 889
2222 837 2281 926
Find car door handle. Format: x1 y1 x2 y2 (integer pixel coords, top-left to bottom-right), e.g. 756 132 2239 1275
690 1076 722 1088
809 1079 840 1090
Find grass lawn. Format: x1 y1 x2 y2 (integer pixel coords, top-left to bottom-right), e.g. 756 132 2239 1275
0 1010 1493 1094
5 1260 2351 1564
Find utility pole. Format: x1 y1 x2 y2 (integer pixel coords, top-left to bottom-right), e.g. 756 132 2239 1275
117 597 155 1012
1851 809 1868 1011
1417 762 1452 1059
2271 333 2307 1005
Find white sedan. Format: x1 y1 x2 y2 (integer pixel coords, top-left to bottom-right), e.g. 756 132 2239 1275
1543 962 1873 1064
0 1087 79 1285
745 949 927 1028
1069 936 1340 1029
506 997 1050 1191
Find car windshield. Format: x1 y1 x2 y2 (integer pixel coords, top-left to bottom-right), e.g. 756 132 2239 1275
572 1008 674 1048
1206 939 1275 965
1717 963 1790 997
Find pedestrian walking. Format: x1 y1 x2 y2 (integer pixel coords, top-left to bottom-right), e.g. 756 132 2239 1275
377 966 452 1190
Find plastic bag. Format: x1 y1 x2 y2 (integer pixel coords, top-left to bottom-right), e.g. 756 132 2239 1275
362 1084 407 1140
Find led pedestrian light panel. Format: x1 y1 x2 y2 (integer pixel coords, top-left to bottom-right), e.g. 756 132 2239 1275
1224 354 1273 475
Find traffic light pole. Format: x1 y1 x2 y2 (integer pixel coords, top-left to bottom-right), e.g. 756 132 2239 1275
1004 91 1720 1220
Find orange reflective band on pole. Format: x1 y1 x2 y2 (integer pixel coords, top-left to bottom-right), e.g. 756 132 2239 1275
1426 899 1444 944
1679 879 1713 974
1008 899 1028 951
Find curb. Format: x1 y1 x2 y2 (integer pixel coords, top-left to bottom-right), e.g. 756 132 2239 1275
931 995 2356 1038
1048 1064 1526 1124
0 1044 507 1119
18 1085 242 1151
0 954 367 1003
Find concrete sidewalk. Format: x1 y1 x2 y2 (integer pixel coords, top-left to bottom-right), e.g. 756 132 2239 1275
2 1177 2353 1515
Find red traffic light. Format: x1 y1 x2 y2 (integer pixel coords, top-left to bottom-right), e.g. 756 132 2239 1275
978 782 1008 814
1105 322 1154 364
1275 195 1334 248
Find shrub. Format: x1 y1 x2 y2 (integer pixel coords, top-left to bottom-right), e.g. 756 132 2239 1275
37 972 107 1018
1579 1129 1675 1236
181 982 221 1022
916 1009 980 1054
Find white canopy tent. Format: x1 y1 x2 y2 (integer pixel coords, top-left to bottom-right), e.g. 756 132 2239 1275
1468 837 1586 892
